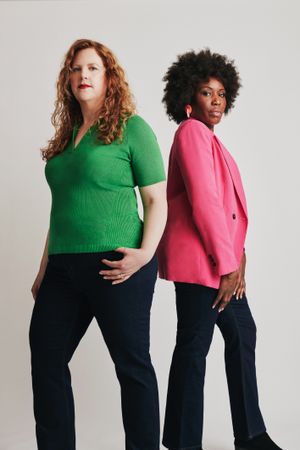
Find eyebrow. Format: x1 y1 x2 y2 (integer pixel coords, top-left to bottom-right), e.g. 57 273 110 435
71 63 102 67
201 85 226 91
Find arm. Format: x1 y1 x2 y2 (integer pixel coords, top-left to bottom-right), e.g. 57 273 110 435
100 115 167 284
139 181 167 260
235 251 246 299
31 230 49 300
100 181 167 284
176 121 239 276
177 122 241 311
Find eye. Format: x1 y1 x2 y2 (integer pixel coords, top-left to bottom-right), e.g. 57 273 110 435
219 92 226 98
89 66 98 71
70 67 80 73
201 90 211 97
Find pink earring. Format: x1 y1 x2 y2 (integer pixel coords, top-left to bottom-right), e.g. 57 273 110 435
185 105 192 119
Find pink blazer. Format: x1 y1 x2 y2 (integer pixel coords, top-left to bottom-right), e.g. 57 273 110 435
157 118 248 289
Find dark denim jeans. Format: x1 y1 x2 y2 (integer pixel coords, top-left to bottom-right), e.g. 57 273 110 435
163 282 266 450
29 251 160 450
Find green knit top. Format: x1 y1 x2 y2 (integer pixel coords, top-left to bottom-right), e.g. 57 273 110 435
45 115 166 255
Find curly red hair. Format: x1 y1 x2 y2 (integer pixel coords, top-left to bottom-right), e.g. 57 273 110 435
41 39 136 160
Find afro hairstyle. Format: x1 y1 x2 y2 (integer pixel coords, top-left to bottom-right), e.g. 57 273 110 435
162 48 241 124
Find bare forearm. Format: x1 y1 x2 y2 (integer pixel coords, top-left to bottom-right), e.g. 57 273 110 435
140 199 167 261
99 184 167 284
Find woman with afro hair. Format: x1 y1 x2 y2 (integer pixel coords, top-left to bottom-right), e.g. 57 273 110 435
157 49 283 450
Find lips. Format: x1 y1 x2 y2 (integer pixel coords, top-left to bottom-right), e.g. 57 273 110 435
209 110 222 117
79 84 92 89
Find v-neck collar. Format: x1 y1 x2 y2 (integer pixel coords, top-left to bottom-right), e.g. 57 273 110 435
72 123 96 150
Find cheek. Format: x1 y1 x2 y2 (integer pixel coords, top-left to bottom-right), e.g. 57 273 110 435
222 97 227 110
199 98 211 116
95 76 107 94
69 76 78 94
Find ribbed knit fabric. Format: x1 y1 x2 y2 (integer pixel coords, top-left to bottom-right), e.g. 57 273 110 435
45 115 166 255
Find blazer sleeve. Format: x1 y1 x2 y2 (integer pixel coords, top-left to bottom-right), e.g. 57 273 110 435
175 121 239 276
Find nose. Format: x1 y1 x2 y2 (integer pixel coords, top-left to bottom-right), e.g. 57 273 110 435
79 68 89 80
212 93 221 105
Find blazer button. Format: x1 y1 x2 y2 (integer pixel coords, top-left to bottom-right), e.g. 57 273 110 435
232 213 236 219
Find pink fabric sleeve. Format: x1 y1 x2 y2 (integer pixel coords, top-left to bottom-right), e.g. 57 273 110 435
176 121 239 276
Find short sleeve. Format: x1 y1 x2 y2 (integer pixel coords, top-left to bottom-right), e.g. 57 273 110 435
126 115 166 187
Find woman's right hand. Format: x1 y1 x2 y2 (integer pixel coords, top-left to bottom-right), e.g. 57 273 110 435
212 270 239 312
31 269 46 301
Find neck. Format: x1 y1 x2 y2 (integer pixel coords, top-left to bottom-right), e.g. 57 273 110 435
190 115 214 132
80 98 104 127
199 119 214 132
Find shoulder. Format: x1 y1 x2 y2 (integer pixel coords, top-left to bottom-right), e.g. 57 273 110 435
176 118 213 140
125 114 155 136
174 120 214 156
125 115 160 154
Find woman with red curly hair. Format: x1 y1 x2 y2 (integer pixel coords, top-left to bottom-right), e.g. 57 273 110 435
29 39 166 450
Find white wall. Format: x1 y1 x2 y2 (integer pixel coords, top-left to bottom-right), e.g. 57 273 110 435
0 1 299 449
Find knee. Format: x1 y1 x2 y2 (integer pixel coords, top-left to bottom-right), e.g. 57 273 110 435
174 326 213 358
113 349 156 386
224 319 257 355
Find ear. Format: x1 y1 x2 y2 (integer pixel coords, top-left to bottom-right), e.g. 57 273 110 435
185 104 192 118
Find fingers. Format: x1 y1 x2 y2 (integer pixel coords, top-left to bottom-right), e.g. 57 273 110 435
233 273 242 294
114 247 127 254
99 262 132 283
112 274 131 285
101 270 130 280
101 258 124 269
212 291 231 312
212 291 223 310
212 288 235 312
100 247 138 284
235 279 246 300
236 287 243 299
101 270 132 285
217 293 232 312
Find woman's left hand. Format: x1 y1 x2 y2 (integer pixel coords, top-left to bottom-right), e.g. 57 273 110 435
234 252 246 299
99 247 152 285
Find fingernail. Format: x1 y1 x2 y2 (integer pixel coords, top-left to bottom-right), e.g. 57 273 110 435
219 308 224 312
212 305 215 309
103 277 107 279
236 295 238 300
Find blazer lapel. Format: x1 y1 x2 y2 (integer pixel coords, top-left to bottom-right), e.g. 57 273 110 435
214 136 248 217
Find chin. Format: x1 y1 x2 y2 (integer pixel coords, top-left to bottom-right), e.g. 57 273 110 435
213 118 222 126
77 94 94 102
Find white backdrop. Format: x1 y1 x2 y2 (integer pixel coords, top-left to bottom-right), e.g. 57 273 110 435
0 1 299 449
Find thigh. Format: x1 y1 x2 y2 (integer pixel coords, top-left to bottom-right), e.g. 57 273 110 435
29 259 93 364
90 255 158 360
216 293 257 346
174 282 219 350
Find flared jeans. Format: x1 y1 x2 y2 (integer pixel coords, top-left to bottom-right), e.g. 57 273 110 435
162 282 266 450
